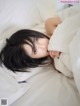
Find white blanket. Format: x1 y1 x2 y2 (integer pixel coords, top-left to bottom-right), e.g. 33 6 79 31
48 5 80 93
48 6 80 92
69 30 80 95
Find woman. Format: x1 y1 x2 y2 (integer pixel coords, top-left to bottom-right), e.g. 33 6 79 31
0 17 61 72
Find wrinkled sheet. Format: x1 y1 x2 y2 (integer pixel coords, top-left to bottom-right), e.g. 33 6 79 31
11 65 80 106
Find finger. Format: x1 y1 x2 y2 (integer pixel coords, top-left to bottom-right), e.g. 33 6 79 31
55 52 60 58
49 51 55 58
49 51 56 58
50 51 59 58
55 51 61 58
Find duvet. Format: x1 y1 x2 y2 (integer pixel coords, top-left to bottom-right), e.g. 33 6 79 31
48 5 80 94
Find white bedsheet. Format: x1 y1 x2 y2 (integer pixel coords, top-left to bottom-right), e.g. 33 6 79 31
11 65 80 106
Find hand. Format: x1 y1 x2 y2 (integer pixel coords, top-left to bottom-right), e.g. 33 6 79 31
48 50 61 58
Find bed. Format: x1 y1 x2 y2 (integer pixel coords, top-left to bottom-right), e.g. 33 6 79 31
0 0 80 106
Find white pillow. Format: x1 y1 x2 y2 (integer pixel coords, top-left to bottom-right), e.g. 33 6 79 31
35 0 57 21
35 0 73 21
0 0 66 37
0 0 42 35
31 23 47 34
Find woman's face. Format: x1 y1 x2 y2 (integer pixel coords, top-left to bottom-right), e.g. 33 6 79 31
23 37 49 58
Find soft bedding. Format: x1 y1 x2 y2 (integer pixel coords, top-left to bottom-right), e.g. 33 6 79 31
0 0 80 106
70 30 80 95
48 5 80 94
11 65 80 106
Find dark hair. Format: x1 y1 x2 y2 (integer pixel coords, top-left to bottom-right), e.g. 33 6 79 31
0 29 51 72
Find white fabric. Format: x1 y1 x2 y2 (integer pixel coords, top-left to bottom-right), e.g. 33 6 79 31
0 0 80 105
48 5 80 53
35 0 57 21
0 0 42 35
58 5 80 21
32 23 46 34
69 30 80 95
0 0 58 37
54 54 73 78
48 5 80 78
0 65 31 106
11 65 80 106
0 66 21 97
7 66 47 83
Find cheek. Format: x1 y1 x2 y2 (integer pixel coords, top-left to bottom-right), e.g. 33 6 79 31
37 49 48 57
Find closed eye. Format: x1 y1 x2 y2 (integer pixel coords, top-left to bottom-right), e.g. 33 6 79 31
32 46 37 54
